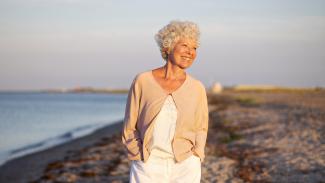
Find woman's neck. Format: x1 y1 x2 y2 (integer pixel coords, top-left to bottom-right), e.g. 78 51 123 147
162 63 186 80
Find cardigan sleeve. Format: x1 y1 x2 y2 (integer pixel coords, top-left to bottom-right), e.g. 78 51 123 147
121 76 143 160
193 85 209 162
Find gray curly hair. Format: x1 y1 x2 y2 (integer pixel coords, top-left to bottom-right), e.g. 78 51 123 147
154 20 200 61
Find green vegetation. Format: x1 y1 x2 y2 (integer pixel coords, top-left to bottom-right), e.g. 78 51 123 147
235 96 260 107
220 132 243 144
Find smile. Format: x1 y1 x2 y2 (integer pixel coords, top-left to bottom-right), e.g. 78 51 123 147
181 56 192 61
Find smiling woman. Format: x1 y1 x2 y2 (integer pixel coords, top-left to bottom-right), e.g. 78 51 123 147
122 20 208 183
155 20 200 62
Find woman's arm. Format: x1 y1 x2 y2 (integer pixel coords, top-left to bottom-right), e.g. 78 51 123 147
121 76 143 160
193 86 209 162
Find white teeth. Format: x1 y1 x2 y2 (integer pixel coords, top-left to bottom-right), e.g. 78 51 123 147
182 57 191 60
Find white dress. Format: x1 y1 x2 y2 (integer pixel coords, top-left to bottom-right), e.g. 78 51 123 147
130 95 201 183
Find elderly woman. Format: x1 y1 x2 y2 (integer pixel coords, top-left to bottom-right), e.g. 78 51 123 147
122 20 209 183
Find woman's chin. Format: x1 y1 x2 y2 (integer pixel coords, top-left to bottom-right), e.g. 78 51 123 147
179 64 192 70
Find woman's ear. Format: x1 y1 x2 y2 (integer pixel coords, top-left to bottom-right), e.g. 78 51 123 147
162 47 169 54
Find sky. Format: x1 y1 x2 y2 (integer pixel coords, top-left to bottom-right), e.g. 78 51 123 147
0 0 324 90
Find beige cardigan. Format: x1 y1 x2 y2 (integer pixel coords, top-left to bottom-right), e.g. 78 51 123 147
121 70 209 163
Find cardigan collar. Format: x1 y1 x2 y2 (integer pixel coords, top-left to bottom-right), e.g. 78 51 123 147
146 70 193 112
147 70 191 97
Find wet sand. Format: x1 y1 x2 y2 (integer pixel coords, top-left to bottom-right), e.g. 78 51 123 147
0 122 124 183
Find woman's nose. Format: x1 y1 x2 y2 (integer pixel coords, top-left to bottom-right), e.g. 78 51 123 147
188 48 196 56
184 47 192 54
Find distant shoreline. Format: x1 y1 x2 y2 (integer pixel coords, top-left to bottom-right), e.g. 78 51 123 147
0 85 323 94
0 89 129 94
42 88 129 94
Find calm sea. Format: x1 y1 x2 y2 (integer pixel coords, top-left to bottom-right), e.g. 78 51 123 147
0 92 127 166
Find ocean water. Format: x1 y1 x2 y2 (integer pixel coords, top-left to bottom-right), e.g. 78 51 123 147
0 92 127 166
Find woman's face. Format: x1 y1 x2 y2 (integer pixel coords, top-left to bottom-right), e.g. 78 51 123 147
168 38 197 69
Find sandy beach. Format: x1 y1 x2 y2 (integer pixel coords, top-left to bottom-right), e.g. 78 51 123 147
0 89 324 183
